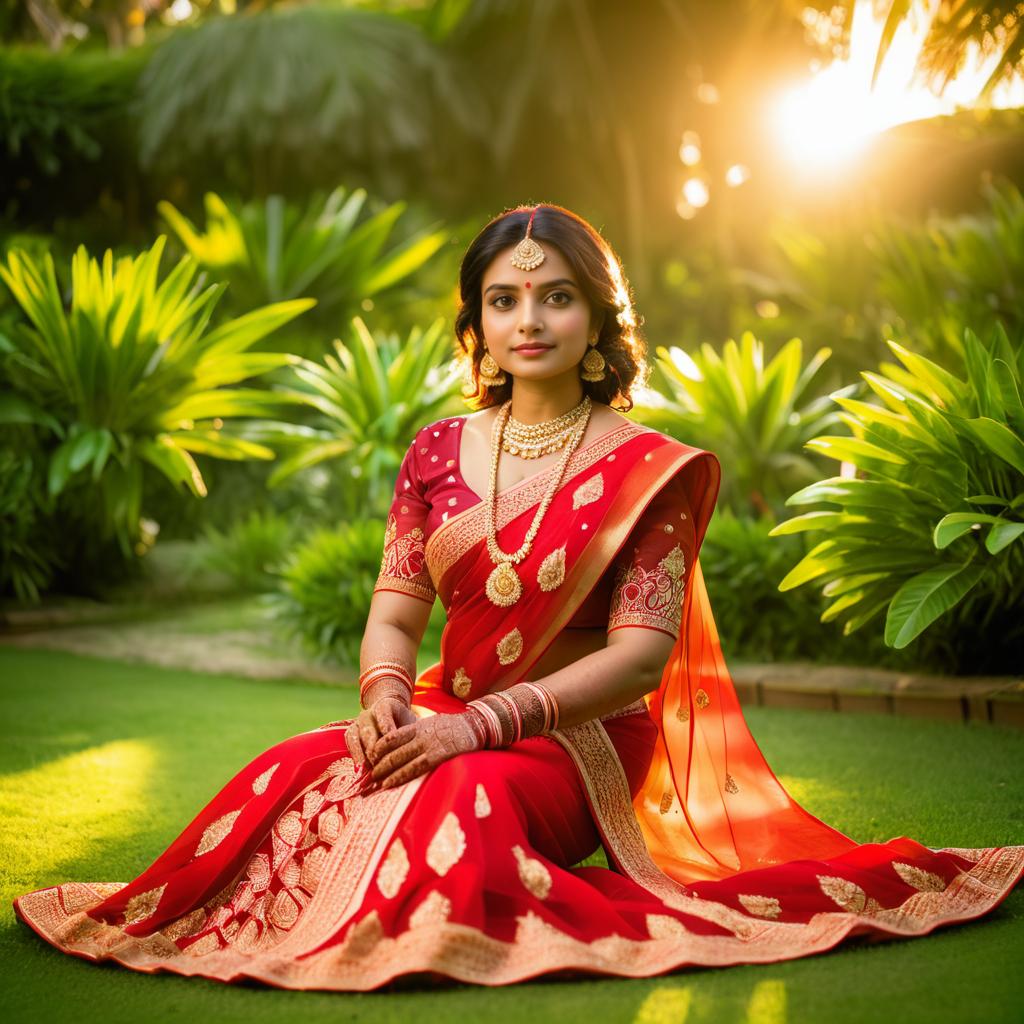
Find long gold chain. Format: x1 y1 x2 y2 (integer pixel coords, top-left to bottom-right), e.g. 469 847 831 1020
483 396 592 607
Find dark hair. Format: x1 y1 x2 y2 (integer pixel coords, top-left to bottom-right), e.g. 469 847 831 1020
453 203 648 412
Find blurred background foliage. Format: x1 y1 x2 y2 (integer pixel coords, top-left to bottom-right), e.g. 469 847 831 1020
1 0 1023 673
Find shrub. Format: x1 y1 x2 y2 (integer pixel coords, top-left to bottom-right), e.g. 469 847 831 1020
191 510 296 594
0 237 312 596
771 325 1024 673
269 520 386 664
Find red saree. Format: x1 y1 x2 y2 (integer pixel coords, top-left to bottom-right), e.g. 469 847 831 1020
14 414 1024 989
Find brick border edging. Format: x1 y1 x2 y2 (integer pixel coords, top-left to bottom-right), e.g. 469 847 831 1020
731 664 1024 729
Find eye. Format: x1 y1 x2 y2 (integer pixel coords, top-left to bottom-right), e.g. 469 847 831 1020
546 291 572 305
490 295 514 309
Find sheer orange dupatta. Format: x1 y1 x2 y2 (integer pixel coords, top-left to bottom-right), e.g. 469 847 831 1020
638 461 857 885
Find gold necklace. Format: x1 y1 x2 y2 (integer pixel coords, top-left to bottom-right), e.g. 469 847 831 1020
502 397 590 459
484 396 592 607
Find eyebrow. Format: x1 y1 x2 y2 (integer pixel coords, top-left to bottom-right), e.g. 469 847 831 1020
484 278 577 295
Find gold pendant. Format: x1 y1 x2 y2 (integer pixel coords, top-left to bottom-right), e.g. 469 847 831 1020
486 561 522 606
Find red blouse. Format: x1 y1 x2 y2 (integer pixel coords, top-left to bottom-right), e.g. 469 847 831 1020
373 416 695 640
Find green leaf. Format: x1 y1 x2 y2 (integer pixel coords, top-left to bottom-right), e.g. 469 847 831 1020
884 563 985 648
933 512 1005 549
986 521 1024 555
804 435 907 465
0 393 62 434
958 416 1024 475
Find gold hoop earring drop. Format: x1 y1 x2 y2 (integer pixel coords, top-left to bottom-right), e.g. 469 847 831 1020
479 349 507 387
580 334 607 382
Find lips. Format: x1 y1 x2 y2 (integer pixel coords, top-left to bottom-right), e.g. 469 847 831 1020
513 344 554 351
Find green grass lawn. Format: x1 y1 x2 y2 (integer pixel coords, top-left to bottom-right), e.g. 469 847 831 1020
1 647 1022 1024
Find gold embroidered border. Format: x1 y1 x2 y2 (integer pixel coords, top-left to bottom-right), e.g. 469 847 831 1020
16 843 1024 990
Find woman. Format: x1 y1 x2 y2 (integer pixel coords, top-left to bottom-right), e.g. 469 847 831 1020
14 204 1024 989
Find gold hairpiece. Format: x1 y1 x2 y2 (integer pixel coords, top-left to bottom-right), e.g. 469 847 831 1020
510 206 546 271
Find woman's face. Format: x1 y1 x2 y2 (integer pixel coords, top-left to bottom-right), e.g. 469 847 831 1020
478 242 594 383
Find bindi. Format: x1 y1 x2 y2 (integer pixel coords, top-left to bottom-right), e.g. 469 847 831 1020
524 280 531 289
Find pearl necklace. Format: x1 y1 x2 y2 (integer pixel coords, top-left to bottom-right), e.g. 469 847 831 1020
484 396 593 607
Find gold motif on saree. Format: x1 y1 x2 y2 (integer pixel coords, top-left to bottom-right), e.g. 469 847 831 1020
818 874 870 914
344 911 385 958
486 561 523 607
184 932 221 957
646 913 686 939
279 858 301 888
676 705 690 722
375 513 435 603
536 546 566 591
409 890 453 929
377 839 410 899
161 908 206 942
893 861 947 892
474 783 492 818
195 810 242 857
695 688 711 709
251 762 279 795
513 845 552 900
572 472 604 509
724 773 739 794
317 806 343 844
497 628 524 665
123 884 166 925
427 812 467 877
302 790 325 820
275 810 304 847
300 845 328 893
738 894 782 919
246 852 271 891
659 791 674 815
452 667 472 699
268 889 301 931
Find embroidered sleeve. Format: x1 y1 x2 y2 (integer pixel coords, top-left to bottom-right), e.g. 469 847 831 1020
373 438 436 605
607 476 695 640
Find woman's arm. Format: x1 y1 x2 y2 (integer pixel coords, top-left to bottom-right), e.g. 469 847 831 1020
526 625 675 729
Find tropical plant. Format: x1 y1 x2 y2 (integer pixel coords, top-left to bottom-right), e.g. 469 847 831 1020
637 331 840 518
771 325 1024 673
701 509 916 668
269 519 387 665
158 187 448 343
0 450 57 603
191 509 296 594
258 316 464 518
0 237 312 594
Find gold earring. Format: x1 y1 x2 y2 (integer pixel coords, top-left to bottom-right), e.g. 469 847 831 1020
479 349 507 386
580 334 606 382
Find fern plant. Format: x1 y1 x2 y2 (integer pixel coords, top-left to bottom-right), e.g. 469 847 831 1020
771 325 1024 672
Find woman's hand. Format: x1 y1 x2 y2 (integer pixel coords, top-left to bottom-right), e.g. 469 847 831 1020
344 697 417 768
370 712 483 789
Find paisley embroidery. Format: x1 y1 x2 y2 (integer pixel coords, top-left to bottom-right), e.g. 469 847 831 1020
695 688 711 710
251 762 279 795
536 546 567 591
408 890 453 929
374 512 434 602
724 773 739 794
608 545 687 637
738 894 782 919
646 913 686 938
474 783 492 819
377 839 410 899
496 628 524 666
452 667 472 699
195 810 241 857
572 472 604 510
893 861 947 892
676 705 690 722
123 884 166 925
513 845 552 900
426 812 467 877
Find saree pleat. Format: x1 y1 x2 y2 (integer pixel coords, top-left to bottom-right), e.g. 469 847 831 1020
13 415 1024 989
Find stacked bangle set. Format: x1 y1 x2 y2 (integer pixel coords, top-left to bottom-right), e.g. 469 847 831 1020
359 661 414 708
465 681 560 748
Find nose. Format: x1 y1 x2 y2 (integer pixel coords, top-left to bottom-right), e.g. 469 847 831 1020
517 298 544 337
